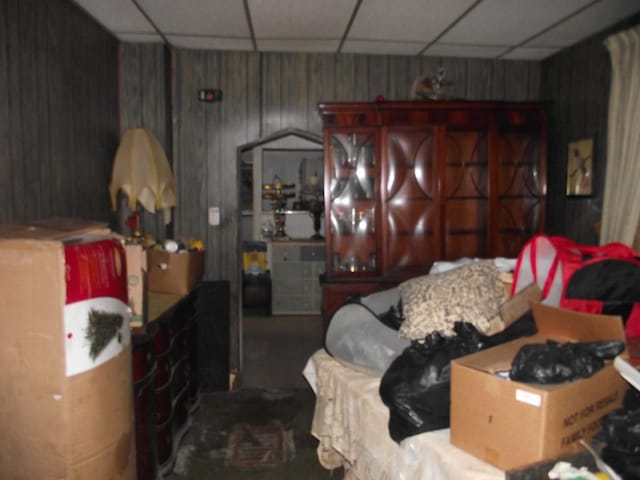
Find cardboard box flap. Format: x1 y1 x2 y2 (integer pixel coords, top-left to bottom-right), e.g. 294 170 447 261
455 302 628 374
532 301 627 344
0 218 110 241
27 216 108 232
500 282 542 328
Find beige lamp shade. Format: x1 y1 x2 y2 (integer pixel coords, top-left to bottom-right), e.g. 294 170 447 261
109 128 177 224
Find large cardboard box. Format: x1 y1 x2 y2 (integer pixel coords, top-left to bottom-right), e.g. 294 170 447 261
450 301 628 471
147 249 204 295
0 220 135 479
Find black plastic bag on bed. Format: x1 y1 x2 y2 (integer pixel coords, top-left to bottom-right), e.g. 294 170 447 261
379 316 537 443
377 299 404 330
379 323 481 442
509 340 626 384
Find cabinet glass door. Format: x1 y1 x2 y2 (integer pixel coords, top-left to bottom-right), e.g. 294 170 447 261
327 130 378 276
384 127 438 277
495 129 543 257
443 129 489 259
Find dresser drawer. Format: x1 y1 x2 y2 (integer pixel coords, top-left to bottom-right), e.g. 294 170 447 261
272 245 301 263
301 245 325 261
272 276 315 295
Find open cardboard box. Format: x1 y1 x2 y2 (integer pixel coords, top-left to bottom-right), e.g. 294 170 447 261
0 218 134 479
147 248 204 295
450 301 629 471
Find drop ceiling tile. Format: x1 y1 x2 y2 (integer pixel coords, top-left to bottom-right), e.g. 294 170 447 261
501 46 560 60
423 43 510 58
349 0 477 42
71 0 640 60
441 0 593 46
342 40 425 56
249 0 357 39
72 0 155 33
531 0 640 47
166 36 254 52
137 0 249 37
117 33 164 43
257 39 340 53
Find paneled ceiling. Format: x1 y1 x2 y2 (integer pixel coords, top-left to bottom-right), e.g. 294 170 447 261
72 0 640 60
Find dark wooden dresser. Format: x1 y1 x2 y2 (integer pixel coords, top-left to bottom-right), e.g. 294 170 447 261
132 288 200 479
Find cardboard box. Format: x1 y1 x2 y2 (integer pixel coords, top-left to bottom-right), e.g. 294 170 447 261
450 301 628 471
147 249 205 295
125 243 148 327
0 220 135 479
0 216 110 240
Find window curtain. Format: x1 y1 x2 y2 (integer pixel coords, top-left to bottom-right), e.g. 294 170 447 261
600 26 640 247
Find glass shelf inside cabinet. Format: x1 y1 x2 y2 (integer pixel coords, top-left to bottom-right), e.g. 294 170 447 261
328 131 377 275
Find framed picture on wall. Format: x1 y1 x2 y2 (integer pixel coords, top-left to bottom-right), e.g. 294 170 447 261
566 136 594 197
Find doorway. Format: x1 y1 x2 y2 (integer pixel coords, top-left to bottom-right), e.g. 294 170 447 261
236 129 324 388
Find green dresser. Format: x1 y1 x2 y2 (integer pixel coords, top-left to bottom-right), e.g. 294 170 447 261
271 241 325 314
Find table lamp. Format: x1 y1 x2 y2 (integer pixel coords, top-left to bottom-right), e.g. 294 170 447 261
262 175 295 239
109 128 177 241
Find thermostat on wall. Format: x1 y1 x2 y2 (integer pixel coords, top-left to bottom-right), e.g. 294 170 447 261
198 89 223 103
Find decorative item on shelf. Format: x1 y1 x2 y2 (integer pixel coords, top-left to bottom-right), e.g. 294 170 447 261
147 236 203 254
411 67 453 100
188 237 205 252
300 172 324 240
262 175 295 239
109 128 177 243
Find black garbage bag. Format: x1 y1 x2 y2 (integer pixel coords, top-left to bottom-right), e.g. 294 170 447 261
598 387 640 480
377 299 404 331
509 340 626 384
379 315 537 443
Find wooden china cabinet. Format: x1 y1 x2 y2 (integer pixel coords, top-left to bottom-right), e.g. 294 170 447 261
318 101 547 325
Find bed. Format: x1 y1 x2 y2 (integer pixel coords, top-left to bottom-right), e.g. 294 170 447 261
304 349 506 480
303 258 615 479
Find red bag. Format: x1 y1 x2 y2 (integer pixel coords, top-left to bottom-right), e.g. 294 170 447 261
512 234 640 337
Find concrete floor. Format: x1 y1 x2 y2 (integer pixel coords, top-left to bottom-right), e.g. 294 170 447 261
166 313 343 479
241 313 325 390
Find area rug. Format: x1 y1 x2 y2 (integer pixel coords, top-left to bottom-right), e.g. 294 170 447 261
167 388 338 479
225 420 289 468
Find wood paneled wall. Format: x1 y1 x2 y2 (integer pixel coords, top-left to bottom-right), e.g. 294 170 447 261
541 13 640 245
118 49 541 376
0 0 119 224
166 50 541 295
119 43 170 240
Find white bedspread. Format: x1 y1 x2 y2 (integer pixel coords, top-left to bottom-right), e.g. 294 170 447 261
306 349 506 480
